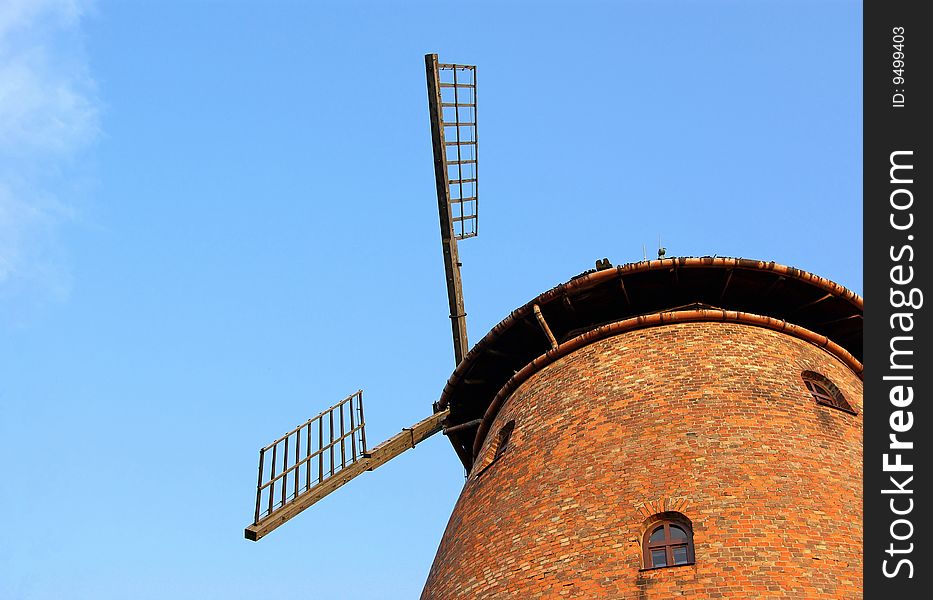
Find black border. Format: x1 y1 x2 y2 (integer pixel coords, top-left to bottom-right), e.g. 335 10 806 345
864 1 930 596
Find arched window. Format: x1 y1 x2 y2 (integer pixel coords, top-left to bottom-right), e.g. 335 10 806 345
802 371 856 414
643 519 694 569
493 421 515 461
475 420 515 476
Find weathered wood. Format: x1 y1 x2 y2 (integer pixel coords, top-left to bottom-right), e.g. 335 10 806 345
258 424 364 491
363 409 449 471
533 304 559 350
426 53 470 365
245 409 449 542
254 449 265 523
245 461 370 542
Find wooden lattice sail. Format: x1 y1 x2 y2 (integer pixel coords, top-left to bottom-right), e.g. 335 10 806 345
246 53 478 541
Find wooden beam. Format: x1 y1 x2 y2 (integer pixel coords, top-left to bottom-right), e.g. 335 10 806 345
426 53 469 366
719 268 734 303
788 292 834 316
533 304 559 350
245 409 449 541
619 278 631 305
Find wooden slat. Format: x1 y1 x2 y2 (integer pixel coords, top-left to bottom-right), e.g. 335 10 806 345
257 424 365 492
245 409 449 541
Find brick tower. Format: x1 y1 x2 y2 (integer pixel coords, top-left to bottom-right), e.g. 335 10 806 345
423 257 862 599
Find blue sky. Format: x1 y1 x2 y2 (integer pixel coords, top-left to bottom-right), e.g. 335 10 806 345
1 1 860 598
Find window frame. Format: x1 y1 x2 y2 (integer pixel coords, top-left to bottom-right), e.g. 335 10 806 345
802 371 856 415
642 520 695 570
493 421 515 461
474 420 515 477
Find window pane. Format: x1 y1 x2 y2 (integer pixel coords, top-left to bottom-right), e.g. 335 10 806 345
807 381 831 401
649 526 666 542
651 549 667 567
669 525 687 540
672 545 689 564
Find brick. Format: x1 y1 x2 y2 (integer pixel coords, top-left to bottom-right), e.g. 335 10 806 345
421 322 862 599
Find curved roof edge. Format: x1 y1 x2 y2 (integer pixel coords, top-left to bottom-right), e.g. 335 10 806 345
437 256 863 469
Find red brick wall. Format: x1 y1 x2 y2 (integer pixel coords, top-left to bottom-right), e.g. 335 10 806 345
422 322 863 599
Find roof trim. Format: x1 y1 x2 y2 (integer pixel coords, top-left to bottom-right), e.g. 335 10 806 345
436 256 863 470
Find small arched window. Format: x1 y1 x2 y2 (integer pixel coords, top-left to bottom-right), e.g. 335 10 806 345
475 420 515 476
802 371 856 414
643 520 695 569
493 421 515 461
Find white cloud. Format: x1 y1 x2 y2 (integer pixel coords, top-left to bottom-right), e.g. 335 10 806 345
0 0 97 295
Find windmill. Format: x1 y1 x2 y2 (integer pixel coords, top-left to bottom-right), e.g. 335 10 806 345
244 54 478 542
241 52 865 600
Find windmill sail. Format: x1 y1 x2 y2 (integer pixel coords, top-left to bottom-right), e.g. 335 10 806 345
426 54 479 365
245 390 448 541
245 53 477 541
438 63 478 239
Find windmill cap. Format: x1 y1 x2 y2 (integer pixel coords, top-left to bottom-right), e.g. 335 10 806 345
437 256 862 469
